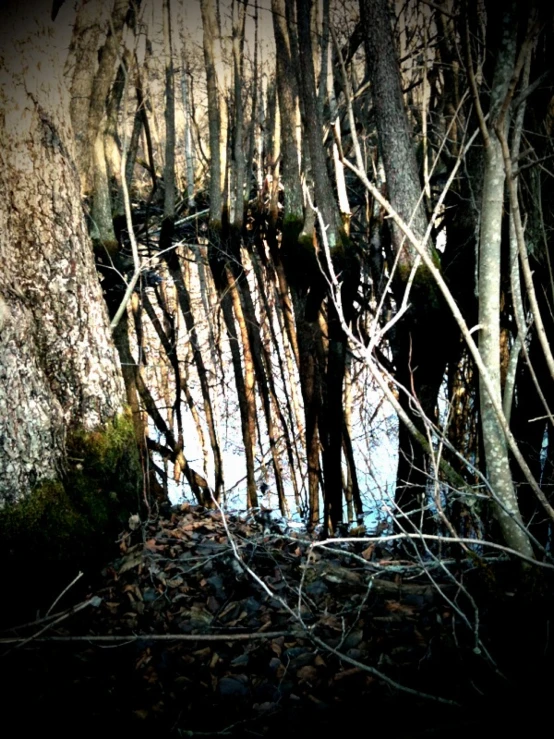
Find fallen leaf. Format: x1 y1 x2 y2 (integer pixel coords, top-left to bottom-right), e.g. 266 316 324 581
385 600 416 615
296 665 318 683
334 667 363 681
218 675 249 697
361 545 375 560
118 552 143 574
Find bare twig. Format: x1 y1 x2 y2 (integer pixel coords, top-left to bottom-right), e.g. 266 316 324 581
2 597 101 655
310 535 554 570
210 494 463 705
110 56 143 331
0 631 291 646
340 141 554 526
46 571 83 617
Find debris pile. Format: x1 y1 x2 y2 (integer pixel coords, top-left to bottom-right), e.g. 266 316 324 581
2 504 551 736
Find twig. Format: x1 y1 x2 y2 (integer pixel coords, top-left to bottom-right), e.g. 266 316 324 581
46 571 83 617
210 493 460 705
310 535 554 570
1 597 101 655
339 138 554 528
147 208 210 235
110 57 142 331
308 632 460 706
2 600 93 634
0 630 292 646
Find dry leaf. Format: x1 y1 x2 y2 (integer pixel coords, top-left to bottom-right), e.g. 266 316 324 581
385 600 416 615
296 665 318 683
361 545 375 560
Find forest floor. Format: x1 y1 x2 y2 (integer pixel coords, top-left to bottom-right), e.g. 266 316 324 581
2 503 553 737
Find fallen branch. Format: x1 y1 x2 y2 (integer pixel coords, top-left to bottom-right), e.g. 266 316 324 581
0 630 292 645
1 596 102 655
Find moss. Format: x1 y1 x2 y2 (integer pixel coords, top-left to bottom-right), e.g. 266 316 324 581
281 214 303 246
396 256 444 312
66 409 142 517
280 219 315 293
397 249 441 282
91 236 120 260
0 410 142 591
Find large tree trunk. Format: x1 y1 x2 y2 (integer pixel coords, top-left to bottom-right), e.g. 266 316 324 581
0 3 125 501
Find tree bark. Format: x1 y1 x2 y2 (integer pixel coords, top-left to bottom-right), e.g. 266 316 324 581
69 0 129 248
361 0 448 528
200 0 228 224
0 4 125 501
477 1 534 558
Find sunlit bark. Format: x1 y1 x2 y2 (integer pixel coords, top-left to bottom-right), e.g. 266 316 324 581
0 6 125 499
200 0 228 224
69 0 129 247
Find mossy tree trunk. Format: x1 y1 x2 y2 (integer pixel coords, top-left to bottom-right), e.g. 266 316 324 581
0 4 126 502
201 0 258 508
273 0 321 527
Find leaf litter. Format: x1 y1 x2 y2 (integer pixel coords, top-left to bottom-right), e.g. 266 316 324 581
2 502 553 737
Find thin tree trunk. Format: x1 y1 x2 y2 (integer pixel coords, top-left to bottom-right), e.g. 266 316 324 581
163 0 176 223
180 60 196 209
476 2 534 558
361 0 448 529
249 251 303 511
69 0 129 247
230 0 248 227
200 0 228 224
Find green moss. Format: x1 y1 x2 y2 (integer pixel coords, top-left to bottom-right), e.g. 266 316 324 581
0 411 142 573
282 215 303 246
396 256 444 310
1 481 83 561
397 249 441 282
91 237 120 260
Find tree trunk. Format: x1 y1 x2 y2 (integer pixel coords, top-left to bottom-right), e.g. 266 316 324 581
361 0 449 529
230 0 248 227
0 4 125 501
296 0 360 534
69 0 129 248
180 57 196 209
477 2 534 558
200 0 228 224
